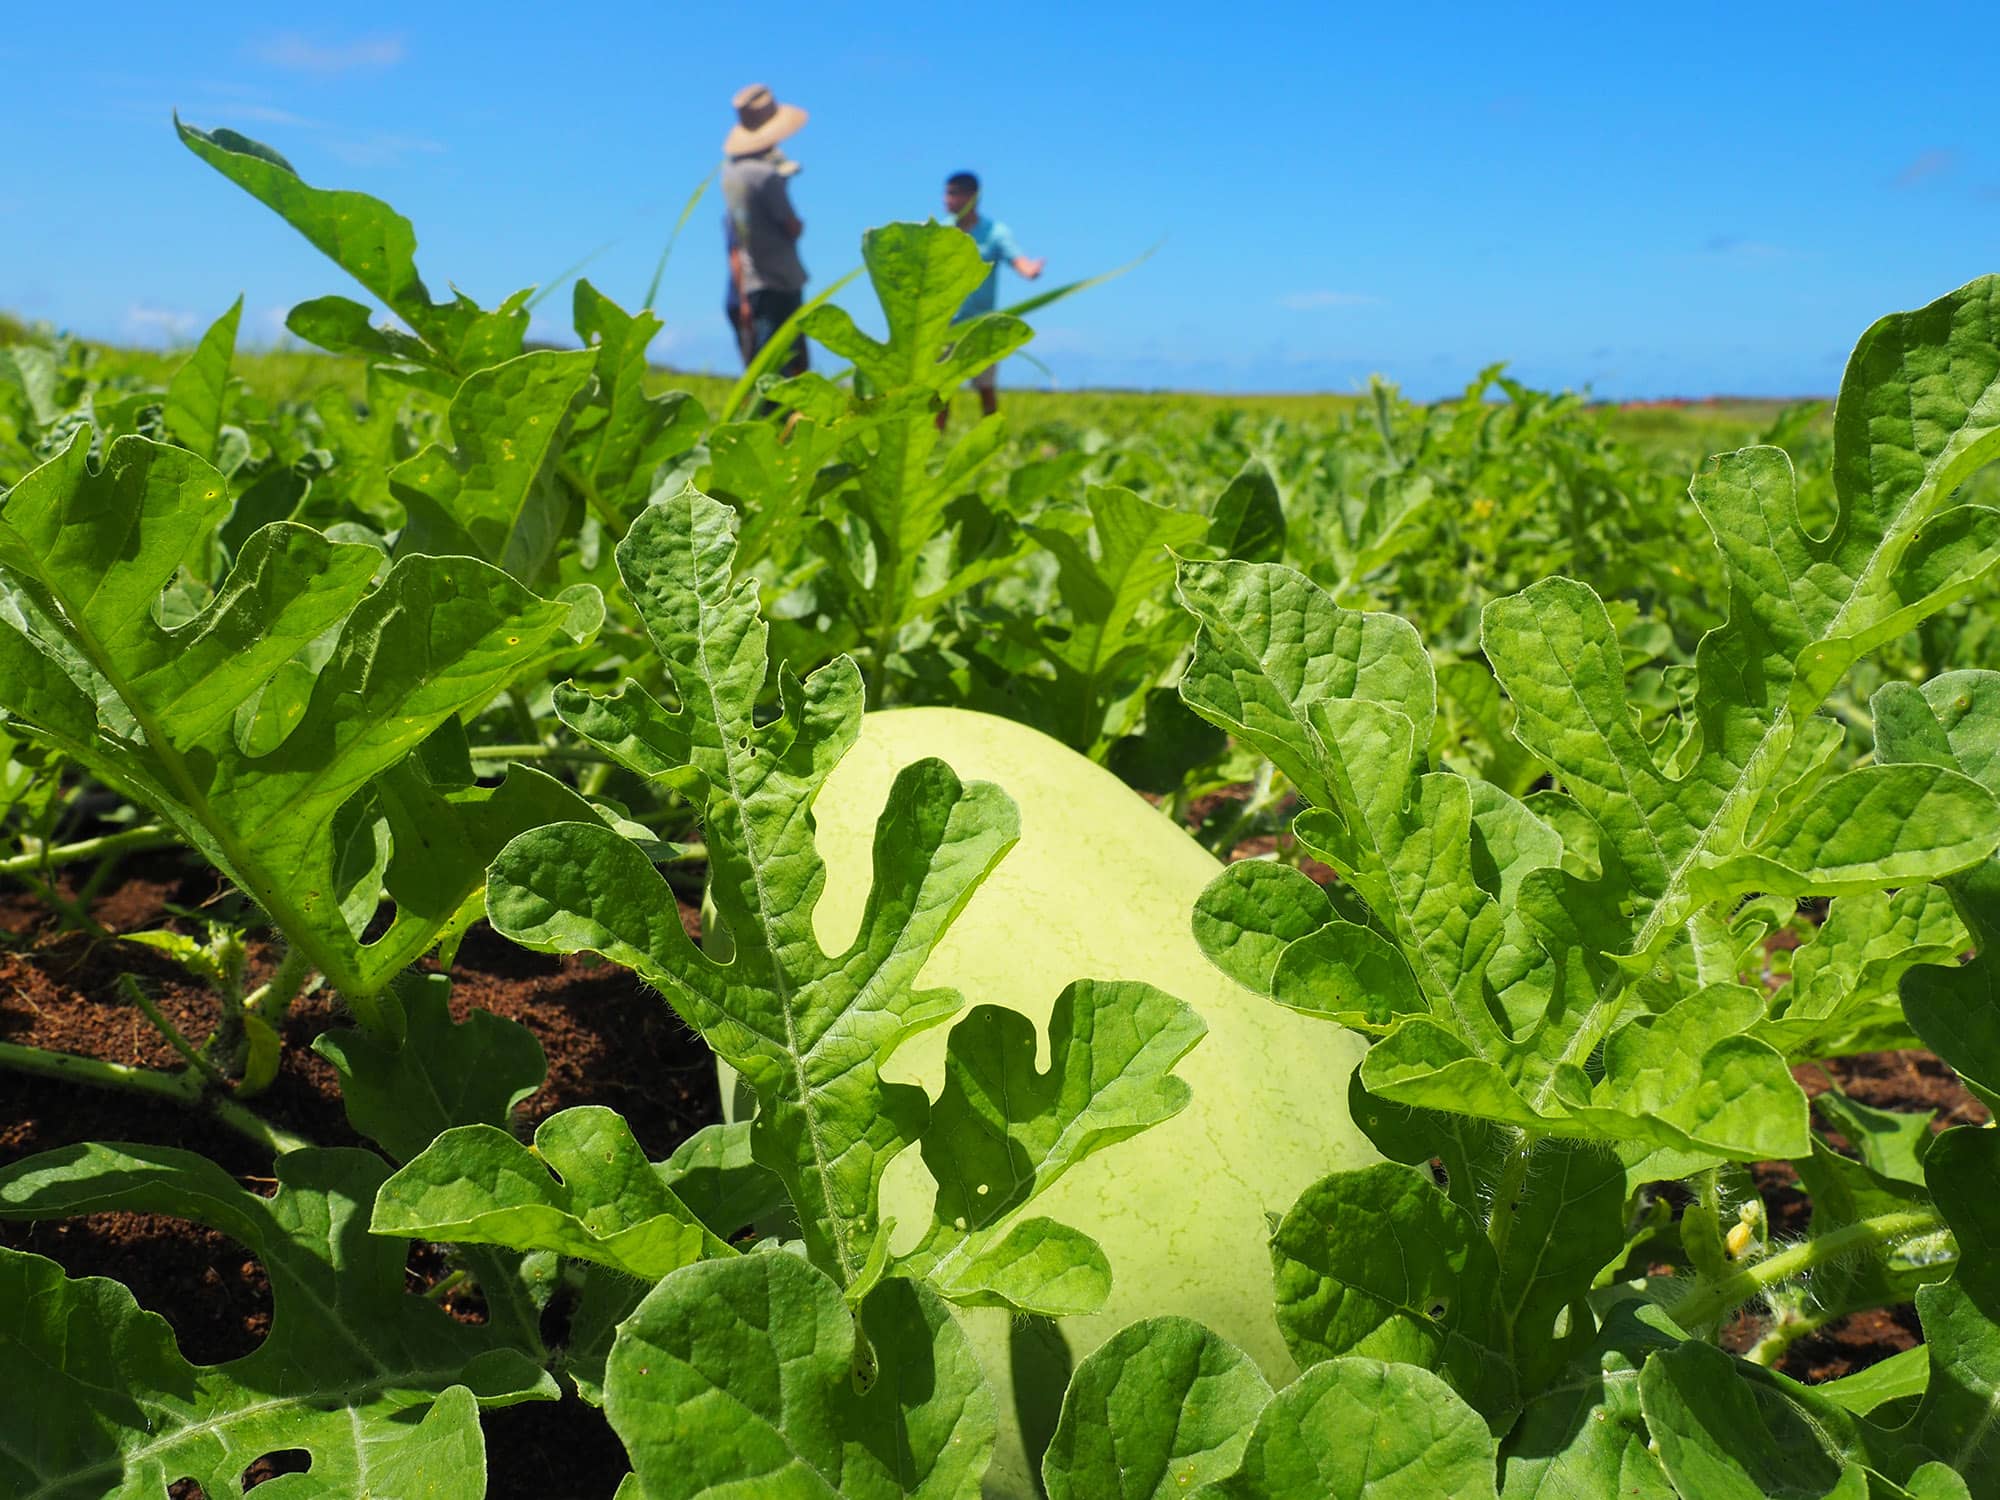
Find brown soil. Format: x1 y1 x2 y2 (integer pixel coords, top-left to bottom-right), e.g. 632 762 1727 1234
2 846 1990 1491
1 851 715 1499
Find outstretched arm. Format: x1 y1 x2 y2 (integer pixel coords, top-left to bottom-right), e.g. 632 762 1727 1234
1011 255 1045 279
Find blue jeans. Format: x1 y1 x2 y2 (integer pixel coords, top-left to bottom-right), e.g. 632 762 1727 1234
745 288 809 375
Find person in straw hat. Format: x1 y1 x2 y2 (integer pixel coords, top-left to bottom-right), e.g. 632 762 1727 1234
722 83 810 376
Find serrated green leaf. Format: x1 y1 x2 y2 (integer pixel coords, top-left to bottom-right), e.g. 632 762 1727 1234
374 1105 733 1278
789 224 1030 656
487 487 1020 1287
1757 885 1966 1059
177 116 526 373
1174 281 2000 1174
605 1250 995 1499
1041 1316 1273 1500
571 279 705 520
1176 556 1434 811
162 296 240 463
900 977 1204 1315
0 434 596 1025
1021 485 1208 752
391 347 599 588
0 1144 553 1498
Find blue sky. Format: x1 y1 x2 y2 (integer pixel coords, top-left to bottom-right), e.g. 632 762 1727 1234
3 3 1995 397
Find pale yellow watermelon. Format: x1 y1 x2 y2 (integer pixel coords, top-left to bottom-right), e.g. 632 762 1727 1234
796 706 1379 1497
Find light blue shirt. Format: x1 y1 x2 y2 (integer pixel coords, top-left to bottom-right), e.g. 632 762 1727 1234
954 215 1024 321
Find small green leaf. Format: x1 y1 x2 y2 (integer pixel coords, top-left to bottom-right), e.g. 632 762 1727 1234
605 1250 996 1499
177 116 526 372
162 296 240 462
391 348 599 588
1206 459 1287 565
1639 1341 1870 1499
661 1120 791 1240
571 278 705 518
373 1106 732 1278
1270 1164 1517 1419
1041 1316 1272 1500
1200 1357 1499 1499
314 970 546 1163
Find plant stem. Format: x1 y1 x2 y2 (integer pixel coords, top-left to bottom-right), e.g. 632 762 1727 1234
242 944 312 1024
2 865 109 938
117 974 230 1088
1743 1301 1842 1367
0 823 176 877
467 743 614 765
1671 1209 1948 1330
0 1039 312 1156
1485 1131 1538 1270
505 689 541 747
0 1038 198 1103
208 1094 314 1156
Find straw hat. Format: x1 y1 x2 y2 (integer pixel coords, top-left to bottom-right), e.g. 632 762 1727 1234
724 83 808 157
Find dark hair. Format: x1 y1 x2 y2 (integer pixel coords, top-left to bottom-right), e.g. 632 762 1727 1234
946 170 980 194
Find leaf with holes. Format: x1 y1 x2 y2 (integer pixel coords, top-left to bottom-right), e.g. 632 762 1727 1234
0 1143 554 1498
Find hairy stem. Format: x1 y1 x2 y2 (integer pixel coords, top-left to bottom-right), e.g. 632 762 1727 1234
1671 1208 1949 1330
1743 1300 1843 1367
1485 1131 1538 1270
242 943 312 1024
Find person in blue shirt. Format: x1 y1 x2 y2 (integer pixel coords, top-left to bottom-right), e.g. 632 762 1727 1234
942 170 1043 425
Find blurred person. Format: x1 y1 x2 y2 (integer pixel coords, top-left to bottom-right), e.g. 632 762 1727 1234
940 169 1044 427
722 84 809 376
723 216 753 364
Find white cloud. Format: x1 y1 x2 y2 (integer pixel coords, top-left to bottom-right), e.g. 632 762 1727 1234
1702 236 1791 260
249 32 406 74
1278 290 1382 311
225 103 322 128
124 304 201 343
253 304 295 344
1893 149 1956 189
323 133 448 168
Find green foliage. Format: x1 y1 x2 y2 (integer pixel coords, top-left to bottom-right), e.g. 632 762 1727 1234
2 111 1996 1499
480 486 1201 1313
1162 275 2000 1497
0 1145 555 1498
0 433 600 1029
1042 1317 1501 1499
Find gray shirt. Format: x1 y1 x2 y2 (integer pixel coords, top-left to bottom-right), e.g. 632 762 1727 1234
721 153 807 295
